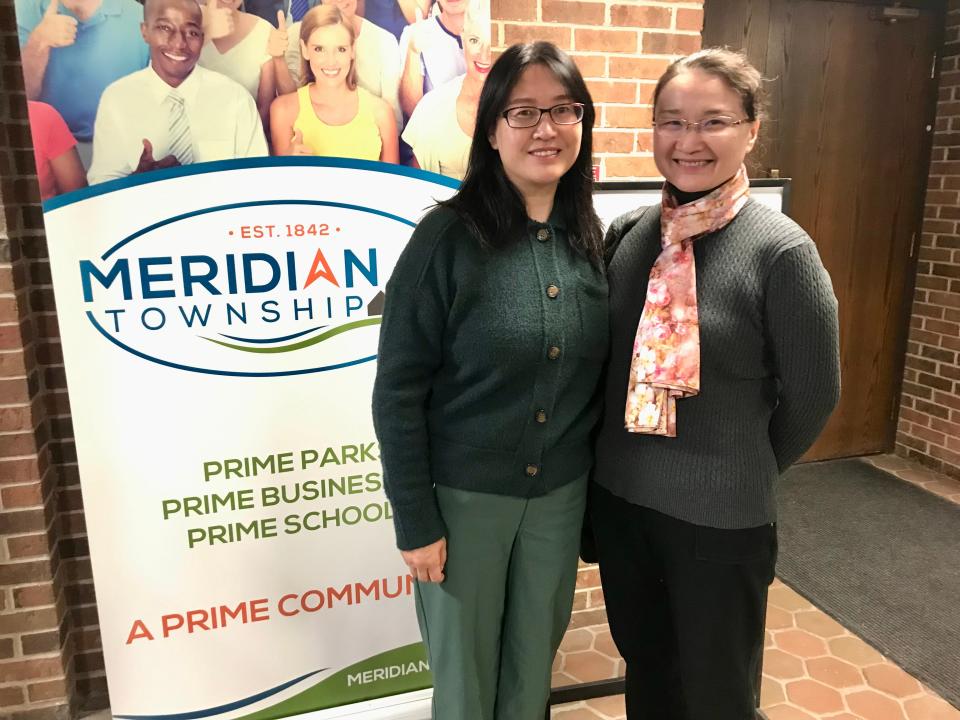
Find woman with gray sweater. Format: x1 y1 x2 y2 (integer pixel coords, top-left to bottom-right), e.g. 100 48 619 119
591 48 841 720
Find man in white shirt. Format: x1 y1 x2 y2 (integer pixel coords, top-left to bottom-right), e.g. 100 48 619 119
397 0 465 117
88 0 267 185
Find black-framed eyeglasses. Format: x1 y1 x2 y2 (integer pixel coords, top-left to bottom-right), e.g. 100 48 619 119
652 116 747 135
501 103 585 129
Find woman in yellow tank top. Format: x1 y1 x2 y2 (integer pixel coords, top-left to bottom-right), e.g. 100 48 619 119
269 5 399 162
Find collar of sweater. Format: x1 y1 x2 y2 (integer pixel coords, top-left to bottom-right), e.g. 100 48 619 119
525 202 567 232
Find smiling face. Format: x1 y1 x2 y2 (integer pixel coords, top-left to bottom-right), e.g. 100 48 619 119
322 0 357 21
142 0 203 88
653 68 759 192
301 22 354 88
461 11 490 82
489 63 582 202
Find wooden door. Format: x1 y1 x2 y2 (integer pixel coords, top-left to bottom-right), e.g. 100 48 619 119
703 0 942 459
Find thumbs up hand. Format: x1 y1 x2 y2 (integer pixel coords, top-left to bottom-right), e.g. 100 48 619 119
289 128 311 156
267 9 288 58
33 0 78 50
134 138 181 174
135 138 156 173
407 6 432 55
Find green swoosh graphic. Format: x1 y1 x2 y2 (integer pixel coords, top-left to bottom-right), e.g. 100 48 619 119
237 643 431 720
202 317 381 354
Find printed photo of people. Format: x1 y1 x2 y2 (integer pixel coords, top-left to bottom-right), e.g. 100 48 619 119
14 0 491 199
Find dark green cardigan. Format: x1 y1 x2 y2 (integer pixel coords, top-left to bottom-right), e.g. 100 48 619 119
372 205 608 550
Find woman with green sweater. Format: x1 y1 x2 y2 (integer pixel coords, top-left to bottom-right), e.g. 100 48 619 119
372 42 606 719
591 48 841 720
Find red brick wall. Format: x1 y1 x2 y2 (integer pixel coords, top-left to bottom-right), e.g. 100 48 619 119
0 0 702 712
491 0 702 182
897 0 960 481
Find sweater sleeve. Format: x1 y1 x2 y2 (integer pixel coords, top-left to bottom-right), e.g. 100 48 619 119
764 242 841 471
371 220 450 551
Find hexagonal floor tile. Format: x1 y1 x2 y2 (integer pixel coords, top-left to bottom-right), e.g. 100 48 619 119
806 656 864 689
794 609 847 639
562 650 620 684
762 648 806 680
764 704 817 720
864 663 922 698
760 676 786 706
766 604 796 630
768 585 815 613
828 636 886 666
785 678 845 715
593 630 620 660
560 627 596 653
903 695 960 719
774 629 828 658
847 689 908 720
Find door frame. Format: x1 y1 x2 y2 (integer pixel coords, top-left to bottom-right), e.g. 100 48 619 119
878 0 947 452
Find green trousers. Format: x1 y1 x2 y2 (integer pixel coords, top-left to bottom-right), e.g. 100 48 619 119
415 474 587 720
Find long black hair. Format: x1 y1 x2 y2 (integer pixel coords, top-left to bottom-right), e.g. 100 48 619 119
441 42 604 264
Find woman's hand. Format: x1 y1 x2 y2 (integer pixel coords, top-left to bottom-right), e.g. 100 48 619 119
401 537 447 583
288 129 312 155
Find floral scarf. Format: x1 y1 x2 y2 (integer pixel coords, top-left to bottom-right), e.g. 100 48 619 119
624 165 751 436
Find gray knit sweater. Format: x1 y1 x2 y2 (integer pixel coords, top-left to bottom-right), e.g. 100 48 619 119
594 199 840 529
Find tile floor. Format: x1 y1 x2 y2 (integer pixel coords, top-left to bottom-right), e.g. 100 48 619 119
549 455 960 720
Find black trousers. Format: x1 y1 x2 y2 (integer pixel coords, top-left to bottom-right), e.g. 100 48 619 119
590 482 777 720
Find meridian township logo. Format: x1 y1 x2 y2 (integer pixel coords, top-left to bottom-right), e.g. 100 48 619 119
77 201 409 377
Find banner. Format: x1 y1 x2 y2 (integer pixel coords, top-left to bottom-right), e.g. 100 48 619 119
14 0 490 714
47 159 455 718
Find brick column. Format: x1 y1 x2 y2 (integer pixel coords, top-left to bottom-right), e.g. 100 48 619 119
0 0 82 712
897 1 960 481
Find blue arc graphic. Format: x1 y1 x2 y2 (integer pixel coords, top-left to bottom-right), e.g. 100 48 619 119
218 325 327 344
42 155 459 212
113 669 326 720
85 312 376 378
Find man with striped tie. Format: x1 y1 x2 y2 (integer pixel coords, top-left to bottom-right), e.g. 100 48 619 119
87 0 268 184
